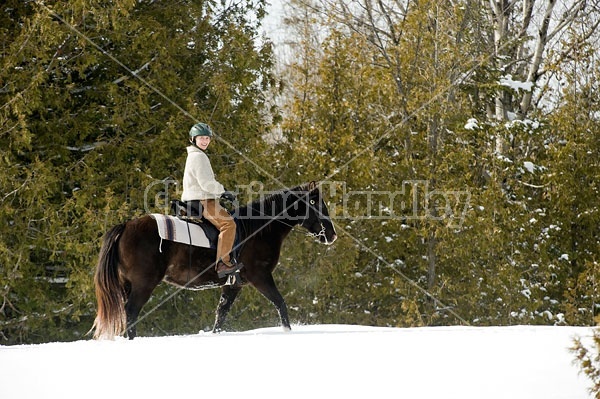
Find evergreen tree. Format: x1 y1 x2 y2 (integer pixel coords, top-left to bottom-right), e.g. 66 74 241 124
0 0 276 344
275 0 600 327
543 36 600 325
572 327 600 398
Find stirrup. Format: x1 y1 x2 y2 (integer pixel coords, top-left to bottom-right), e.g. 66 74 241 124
216 260 244 278
225 271 243 287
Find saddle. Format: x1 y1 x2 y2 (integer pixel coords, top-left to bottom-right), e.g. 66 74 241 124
170 199 204 219
169 199 241 261
167 199 217 244
168 199 243 286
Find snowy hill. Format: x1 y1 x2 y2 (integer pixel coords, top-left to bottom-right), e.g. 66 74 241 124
0 324 593 399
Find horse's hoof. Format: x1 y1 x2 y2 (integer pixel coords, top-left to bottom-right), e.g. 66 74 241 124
282 326 291 332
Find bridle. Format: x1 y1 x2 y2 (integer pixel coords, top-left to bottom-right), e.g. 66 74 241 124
306 223 326 240
248 193 330 240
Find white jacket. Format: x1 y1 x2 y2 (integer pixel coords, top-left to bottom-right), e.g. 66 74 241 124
181 146 225 201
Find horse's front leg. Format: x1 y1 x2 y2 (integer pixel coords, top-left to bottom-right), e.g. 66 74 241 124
212 284 242 333
252 273 291 331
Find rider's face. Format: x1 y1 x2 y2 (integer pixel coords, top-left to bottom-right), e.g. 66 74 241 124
195 135 211 150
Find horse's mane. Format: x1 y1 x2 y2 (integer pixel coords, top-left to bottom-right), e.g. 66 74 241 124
247 182 317 208
237 182 318 236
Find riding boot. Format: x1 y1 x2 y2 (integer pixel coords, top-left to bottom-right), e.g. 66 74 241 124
216 259 244 278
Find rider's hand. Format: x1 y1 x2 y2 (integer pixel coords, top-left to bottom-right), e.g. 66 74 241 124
221 191 236 202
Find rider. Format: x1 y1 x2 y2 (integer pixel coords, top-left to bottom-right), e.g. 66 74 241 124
181 122 243 278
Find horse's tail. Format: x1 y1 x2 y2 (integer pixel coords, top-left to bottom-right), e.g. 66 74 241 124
92 223 127 340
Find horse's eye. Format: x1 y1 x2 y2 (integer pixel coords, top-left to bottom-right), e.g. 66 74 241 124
310 199 316 205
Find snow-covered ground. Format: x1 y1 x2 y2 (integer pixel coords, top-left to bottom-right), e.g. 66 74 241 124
0 324 593 398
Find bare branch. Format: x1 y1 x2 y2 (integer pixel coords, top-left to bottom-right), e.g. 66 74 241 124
546 0 585 42
519 0 557 117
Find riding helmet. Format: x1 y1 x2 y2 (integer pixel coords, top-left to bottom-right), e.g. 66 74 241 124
189 122 213 140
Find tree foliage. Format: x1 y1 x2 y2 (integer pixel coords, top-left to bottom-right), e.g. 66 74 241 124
0 0 275 344
2 0 600 345
275 0 600 328
572 327 600 398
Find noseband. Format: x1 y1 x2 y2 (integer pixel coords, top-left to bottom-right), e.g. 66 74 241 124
306 223 326 239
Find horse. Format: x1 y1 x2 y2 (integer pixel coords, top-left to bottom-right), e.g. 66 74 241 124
92 181 337 339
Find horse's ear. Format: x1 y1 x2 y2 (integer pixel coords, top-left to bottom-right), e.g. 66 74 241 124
307 180 319 192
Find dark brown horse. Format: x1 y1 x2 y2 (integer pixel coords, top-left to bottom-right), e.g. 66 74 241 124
92 182 337 339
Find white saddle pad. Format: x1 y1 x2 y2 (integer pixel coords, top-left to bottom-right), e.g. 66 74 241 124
150 214 212 248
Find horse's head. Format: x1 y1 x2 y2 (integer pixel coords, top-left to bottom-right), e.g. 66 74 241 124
295 181 337 245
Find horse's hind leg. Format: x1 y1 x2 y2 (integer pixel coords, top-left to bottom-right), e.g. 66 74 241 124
212 285 242 333
124 284 155 339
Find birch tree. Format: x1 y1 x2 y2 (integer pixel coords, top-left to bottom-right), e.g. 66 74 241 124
312 0 600 119
481 0 600 119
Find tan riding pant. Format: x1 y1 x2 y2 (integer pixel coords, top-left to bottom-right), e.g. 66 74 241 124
200 199 236 265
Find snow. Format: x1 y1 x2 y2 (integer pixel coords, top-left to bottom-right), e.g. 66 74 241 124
524 161 536 173
0 324 593 399
499 74 534 92
464 118 479 130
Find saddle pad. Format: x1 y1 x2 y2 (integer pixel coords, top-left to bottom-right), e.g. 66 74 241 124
150 214 212 248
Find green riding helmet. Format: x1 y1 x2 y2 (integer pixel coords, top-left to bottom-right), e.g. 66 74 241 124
189 122 213 141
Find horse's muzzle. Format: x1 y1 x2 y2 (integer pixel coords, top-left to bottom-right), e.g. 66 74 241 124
323 233 337 245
